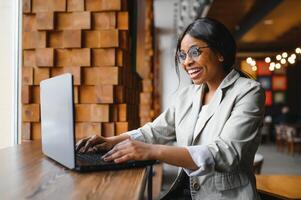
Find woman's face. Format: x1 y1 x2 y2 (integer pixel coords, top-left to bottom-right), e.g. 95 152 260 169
179 34 225 85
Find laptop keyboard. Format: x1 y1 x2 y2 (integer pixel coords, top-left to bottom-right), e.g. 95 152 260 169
76 153 114 165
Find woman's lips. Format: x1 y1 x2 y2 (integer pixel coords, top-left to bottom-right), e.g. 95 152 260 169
187 68 203 79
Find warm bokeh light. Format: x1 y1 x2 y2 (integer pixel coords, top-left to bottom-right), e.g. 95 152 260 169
265 57 271 63
282 52 288 58
246 57 252 64
295 47 301 54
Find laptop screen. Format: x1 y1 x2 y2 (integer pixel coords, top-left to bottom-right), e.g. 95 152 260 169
40 73 75 169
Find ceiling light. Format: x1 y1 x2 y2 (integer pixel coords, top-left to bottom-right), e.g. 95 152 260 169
251 60 256 66
246 57 252 64
288 57 295 64
270 62 275 68
291 53 296 59
269 65 275 71
276 55 282 60
295 47 301 54
280 59 286 64
251 66 257 71
265 57 271 63
275 63 281 69
282 52 288 58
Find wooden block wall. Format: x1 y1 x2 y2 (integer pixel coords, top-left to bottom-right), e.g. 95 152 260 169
138 0 158 126
22 0 141 140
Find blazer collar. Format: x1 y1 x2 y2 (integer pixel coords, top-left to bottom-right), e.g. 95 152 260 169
187 69 240 145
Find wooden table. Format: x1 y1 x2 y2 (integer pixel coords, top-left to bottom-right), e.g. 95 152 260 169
256 175 301 199
0 141 150 200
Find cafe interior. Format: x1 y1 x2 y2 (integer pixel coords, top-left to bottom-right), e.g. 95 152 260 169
0 0 301 199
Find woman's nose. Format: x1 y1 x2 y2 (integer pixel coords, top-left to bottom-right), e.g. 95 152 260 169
183 55 194 66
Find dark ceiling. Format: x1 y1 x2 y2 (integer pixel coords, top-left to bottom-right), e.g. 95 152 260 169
207 0 301 54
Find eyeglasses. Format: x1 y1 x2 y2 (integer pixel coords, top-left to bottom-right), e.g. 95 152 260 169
177 45 210 64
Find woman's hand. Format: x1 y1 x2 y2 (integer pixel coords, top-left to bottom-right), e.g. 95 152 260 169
102 138 157 163
75 135 115 153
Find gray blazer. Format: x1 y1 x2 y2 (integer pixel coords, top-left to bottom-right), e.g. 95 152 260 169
128 69 265 200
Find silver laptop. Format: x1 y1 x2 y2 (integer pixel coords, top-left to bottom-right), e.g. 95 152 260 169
40 73 156 171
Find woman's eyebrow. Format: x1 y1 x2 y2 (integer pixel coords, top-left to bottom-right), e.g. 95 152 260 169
180 44 198 52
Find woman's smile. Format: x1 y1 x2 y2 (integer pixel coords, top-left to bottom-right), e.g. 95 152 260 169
187 67 204 79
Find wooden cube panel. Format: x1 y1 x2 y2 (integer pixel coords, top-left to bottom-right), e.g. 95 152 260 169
22 67 34 85
52 66 81 85
22 122 31 140
117 49 125 67
34 67 50 85
83 31 100 48
115 122 128 135
140 92 152 105
32 0 66 12
75 104 109 122
67 0 84 12
93 48 115 66
21 122 31 140
32 123 41 140
115 85 125 103
22 85 32 104
101 122 115 137
119 30 129 49
55 49 71 66
74 86 79 104
23 0 31 13
35 48 54 66
23 50 36 67
86 0 121 11
75 122 101 139
93 12 116 30
63 30 82 48
36 12 54 30
22 104 40 122
23 14 36 32
99 29 119 47
71 48 90 66
57 12 91 30
32 86 40 103
83 67 121 85
142 79 153 92
79 85 114 103
139 104 152 117
23 1 138 142
117 12 128 30
118 104 127 121
23 31 46 49
48 31 63 48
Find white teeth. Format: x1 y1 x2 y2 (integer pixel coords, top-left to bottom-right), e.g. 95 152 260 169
188 68 201 74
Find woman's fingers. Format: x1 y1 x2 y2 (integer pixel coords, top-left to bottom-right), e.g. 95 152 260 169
104 148 132 162
114 154 132 163
81 135 102 152
102 139 131 159
75 137 90 152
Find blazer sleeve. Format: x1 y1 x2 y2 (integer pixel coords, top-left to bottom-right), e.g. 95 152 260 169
207 82 265 172
126 101 177 144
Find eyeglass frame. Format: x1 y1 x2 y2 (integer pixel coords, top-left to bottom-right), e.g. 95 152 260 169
177 45 210 64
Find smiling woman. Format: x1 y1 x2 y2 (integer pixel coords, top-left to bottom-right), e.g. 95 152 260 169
76 17 265 200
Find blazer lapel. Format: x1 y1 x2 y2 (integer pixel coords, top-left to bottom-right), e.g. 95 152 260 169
186 85 204 145
192 88 223 142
